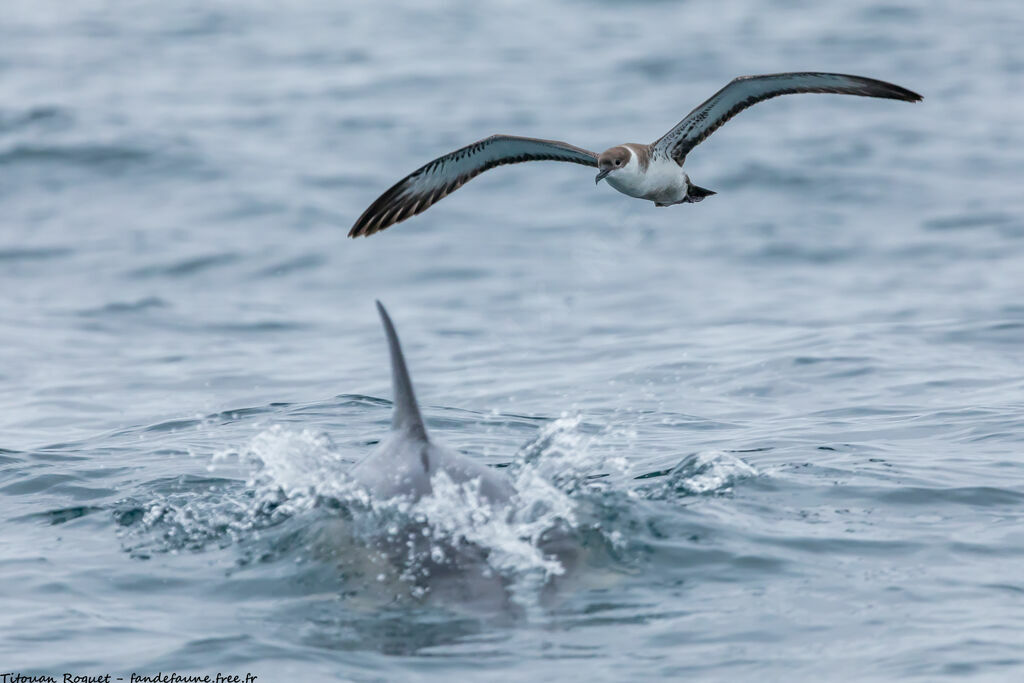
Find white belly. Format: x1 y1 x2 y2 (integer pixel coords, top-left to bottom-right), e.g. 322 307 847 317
606 157 689 204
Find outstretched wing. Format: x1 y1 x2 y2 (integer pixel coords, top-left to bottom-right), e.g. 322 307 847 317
349 134 597 237
652 72 922 165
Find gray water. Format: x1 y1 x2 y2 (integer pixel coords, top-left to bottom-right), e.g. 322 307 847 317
2 0 1023 680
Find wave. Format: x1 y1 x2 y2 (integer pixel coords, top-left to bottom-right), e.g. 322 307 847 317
0 142 152 168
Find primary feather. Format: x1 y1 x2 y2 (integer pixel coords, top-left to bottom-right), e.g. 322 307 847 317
651 72 922 165
349 135 597 237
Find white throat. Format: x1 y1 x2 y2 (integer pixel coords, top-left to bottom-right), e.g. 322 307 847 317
604 148 646 197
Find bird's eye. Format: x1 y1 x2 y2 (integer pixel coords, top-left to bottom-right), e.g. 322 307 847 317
615 160 621 166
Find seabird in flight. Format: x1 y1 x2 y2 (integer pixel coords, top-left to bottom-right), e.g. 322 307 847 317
349 72 921 238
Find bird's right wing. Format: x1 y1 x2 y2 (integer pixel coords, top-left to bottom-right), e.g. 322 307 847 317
349 135 597 237
651 72 922 165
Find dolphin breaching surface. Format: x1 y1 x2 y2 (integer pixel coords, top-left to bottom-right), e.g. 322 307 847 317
341 302 585 610
236 302 619 612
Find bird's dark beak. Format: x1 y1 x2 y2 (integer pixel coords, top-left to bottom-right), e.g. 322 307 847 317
595 169 610 184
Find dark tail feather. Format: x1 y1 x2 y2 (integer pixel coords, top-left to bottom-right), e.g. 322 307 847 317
685 183 716 203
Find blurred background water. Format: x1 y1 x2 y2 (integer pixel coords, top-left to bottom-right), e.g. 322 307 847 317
2 0 1023 680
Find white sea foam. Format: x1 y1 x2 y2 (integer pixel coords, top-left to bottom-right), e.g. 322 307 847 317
231 419 602 604
664 451 758 495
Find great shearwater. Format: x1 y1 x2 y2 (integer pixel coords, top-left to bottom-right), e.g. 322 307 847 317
349 72 921 237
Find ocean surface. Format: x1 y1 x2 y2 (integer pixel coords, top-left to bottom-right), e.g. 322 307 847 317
2 1 1023 680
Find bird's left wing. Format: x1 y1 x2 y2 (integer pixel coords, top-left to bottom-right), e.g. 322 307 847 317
349 134 597 237
651 72 922 165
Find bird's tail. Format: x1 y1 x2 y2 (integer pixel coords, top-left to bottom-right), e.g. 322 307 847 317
685 182 716 203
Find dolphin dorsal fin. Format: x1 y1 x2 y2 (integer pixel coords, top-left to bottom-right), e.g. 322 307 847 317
375 301 428 441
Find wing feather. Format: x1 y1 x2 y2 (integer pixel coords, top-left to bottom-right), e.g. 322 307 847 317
652 72 922 165
349 134 597 237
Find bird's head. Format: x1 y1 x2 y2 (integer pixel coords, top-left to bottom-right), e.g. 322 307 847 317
595 146 631 183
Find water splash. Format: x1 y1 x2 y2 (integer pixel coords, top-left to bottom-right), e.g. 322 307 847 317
118 418 622 608
641 451 758 499
513 414 630 494
336 421 588 606
240 425 351 501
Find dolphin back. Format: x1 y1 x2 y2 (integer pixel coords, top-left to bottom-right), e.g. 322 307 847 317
376 301 428 441
351 302 515 506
